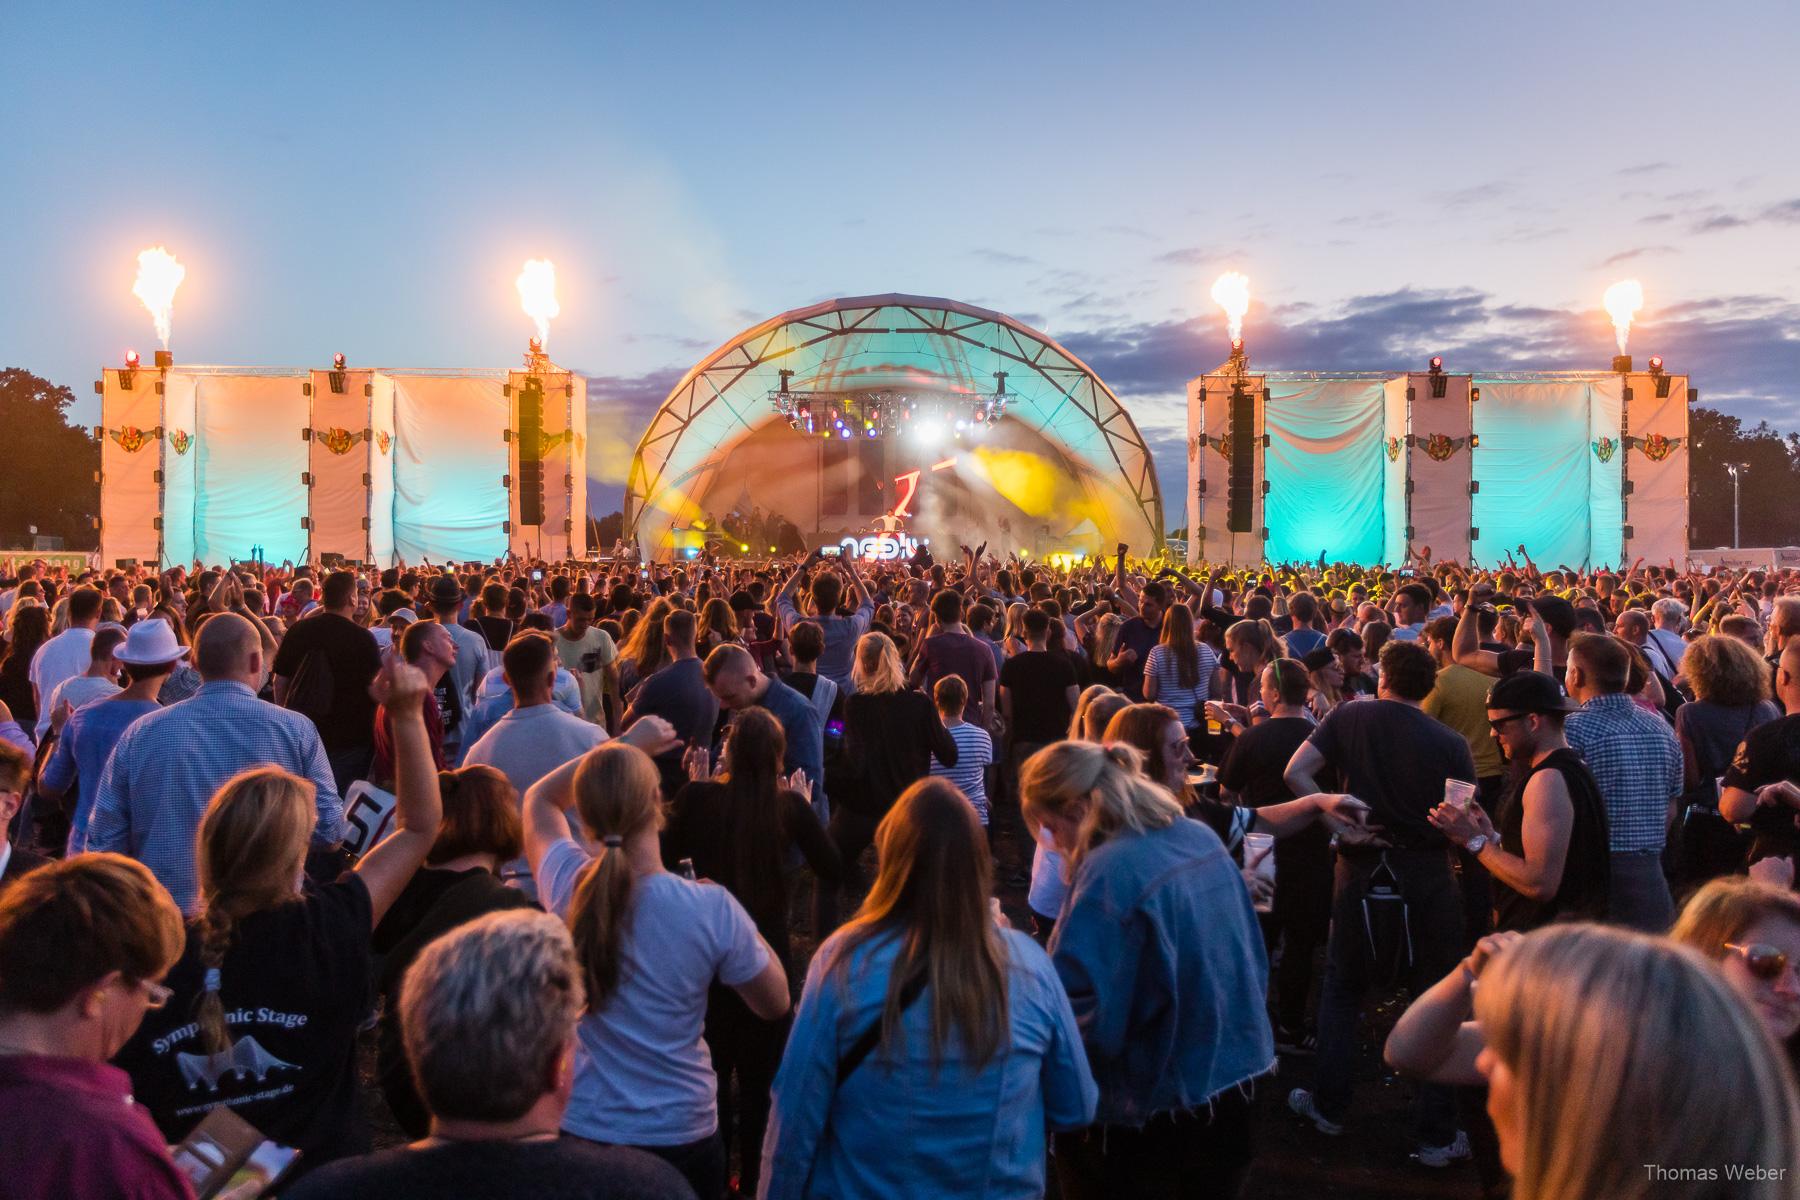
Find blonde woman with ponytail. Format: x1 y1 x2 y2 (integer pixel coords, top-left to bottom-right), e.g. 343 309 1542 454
523 732 789 1199
1021 739 1274 1200
115 661 444 1168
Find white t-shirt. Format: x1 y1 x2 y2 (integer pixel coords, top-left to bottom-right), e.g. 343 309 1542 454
538 839 770 1145
45 673 122 719
29 627 95 736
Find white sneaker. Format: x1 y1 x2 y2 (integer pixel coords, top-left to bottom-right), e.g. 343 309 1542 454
1414 1130 1472 1168
1287 1088 1344 1136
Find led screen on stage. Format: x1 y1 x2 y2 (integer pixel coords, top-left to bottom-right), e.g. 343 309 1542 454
194 375 310 565
389 374 509 564
1264 380 1386 566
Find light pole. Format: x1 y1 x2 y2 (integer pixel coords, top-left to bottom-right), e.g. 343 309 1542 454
1726 463 1749 548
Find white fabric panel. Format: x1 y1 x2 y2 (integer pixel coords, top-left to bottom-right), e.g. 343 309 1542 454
160 372 198 569
1381 378 1409 564
1185 376 1204 566
1264 381 1386 565
1624 373 1688 567
308 370 375 563
1472 382 1595 569
194 377 310 566
391 375 508 564
570 375 589 557
1588 375 1624 569
1410 374 1474 565
99 368 164 567
368 374 397 566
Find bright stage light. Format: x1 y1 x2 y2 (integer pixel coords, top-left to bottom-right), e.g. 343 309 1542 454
333 352 347 370
917 422 944 445
1648 356 1664 373
124 350 140 369
1429 356 1443 372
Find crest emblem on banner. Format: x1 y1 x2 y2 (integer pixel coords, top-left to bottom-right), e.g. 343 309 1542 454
375 431 392 455
1213 435 1232 461
1633 433 1681 462
109 425 161 453
320 427 366 456
1592 437 1617 463
168 429 191 456
1424 434 1467 462
1385 436 1402 461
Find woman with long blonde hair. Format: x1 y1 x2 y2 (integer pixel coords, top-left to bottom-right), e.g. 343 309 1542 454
614 595 673 695
115 662 444 1167
524 736 789 1199
1021 740 1273 1198
1672 877 1800 1064
1387 923 1800 1200
821 632 959 931
764 777 1095 1198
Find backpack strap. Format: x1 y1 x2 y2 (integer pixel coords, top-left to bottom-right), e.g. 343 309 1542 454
837 970 928 1085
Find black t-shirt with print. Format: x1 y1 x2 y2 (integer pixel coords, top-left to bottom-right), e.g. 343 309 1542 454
1724 713 1800 859
114 875 374 1164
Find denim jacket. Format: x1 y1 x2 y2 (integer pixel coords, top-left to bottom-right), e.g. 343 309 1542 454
759 926 1096 1199
1049 817 1274 1125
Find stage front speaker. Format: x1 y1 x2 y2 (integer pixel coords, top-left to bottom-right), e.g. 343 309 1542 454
1227 385 1255 533
517 376 546 527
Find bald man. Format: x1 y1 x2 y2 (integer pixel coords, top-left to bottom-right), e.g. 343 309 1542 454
87 614 343 912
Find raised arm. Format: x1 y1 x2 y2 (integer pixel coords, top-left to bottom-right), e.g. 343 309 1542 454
354 662 445 924
1452 599 1504 676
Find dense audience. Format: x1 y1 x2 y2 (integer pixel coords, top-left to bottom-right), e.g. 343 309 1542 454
1 544 1798 1199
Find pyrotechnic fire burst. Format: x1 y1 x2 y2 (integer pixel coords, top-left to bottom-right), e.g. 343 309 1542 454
132 246 185 349
517 259 560 348
1603 279 1644 355
1211 272 1250 350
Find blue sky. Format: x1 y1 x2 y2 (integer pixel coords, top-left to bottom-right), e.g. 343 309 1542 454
4 1 1797 512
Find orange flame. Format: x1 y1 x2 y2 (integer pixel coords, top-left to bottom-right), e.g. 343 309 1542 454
132 246 186 349
516 258 560 348
1211 271 1250 348
1603 279 1643 355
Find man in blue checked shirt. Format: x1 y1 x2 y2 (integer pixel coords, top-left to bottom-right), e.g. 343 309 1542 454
87 613 343 913
1564 632 1683 932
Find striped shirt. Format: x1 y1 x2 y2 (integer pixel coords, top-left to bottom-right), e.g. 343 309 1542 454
88 680 344 912
1566 693 1682 853
931 720 994 822
1143 642 1220 729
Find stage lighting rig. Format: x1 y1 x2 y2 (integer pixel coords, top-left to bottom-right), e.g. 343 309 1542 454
1648 354 1671 397
769 370 1012 440
1428 355 1447 398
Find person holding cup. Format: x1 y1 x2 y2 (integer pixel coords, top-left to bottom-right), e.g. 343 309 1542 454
1426 671 1611 934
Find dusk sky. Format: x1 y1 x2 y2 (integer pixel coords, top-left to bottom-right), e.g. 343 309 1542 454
5 1 1797 512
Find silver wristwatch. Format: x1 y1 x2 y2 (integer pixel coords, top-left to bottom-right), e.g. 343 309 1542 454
1464 834 1489 855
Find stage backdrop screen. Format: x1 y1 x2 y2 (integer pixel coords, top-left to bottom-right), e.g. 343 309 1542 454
1264 380 1387 566
390 374 509 564
193 375 310 565
1472 379 1623 569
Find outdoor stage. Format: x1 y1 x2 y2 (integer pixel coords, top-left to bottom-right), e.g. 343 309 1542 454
94 295 1693 570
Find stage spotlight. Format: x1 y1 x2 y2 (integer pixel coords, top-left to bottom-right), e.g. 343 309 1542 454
839 427 852 439
740 544 749 552
1429 356 1443 372
1648 356 1664 373
124 350 140 369
1428 355 1447 398
333 352 347 370
917 422 944 446
1649 355 1672 397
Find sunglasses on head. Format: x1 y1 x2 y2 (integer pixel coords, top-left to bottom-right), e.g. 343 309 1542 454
1726 942 1793 983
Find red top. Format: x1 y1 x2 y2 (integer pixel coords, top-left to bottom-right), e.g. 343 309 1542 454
0 1053 194 1199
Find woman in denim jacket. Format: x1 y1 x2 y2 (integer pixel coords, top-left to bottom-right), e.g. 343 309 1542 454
759 777 1096 1198
1022 740 1275 1199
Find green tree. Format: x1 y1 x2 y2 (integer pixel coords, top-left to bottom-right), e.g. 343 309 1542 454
0 369 100 549
1687 406 1800 549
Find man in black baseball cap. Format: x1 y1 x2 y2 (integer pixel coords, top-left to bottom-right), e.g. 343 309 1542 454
1427 670 1609 933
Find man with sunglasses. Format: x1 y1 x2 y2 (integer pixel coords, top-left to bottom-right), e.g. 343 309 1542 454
1427 671 1611 933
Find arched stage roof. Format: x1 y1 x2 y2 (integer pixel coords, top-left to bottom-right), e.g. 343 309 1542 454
625 294 1164 555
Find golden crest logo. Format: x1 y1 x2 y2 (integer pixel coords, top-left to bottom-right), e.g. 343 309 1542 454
1592 436 1616 463
376 431 392 455
1424 434 1467 462
110 425 160 453
320 427 366 456
1385 436 1401 461
168 429 191 456
1638 433 1679 462
1213 435 1232 461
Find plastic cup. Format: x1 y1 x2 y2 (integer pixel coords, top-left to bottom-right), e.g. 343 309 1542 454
1444 779 1478 812
1243 832 1276 913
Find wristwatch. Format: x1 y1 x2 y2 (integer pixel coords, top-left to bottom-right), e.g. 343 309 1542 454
1463 834 1489 855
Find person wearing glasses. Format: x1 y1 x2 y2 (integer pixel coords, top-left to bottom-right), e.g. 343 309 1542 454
1425 671 1611 934
1672 878 1800 1069
0 854 189 1200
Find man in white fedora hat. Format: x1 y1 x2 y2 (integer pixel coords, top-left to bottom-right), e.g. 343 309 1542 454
40 617 188 855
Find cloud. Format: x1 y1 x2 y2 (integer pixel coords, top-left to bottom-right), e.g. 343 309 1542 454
1154 246 1213 266
1617 162 1672 176
969 248 1037 267
1598 245 1676 267
1694 213 1750 232
1687 198 1800 233
1765 198 1800 224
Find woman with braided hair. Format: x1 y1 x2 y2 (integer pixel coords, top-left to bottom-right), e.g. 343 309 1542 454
113 660 444 1173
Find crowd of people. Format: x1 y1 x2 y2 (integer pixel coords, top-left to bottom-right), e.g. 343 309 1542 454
1 542 1799 1199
